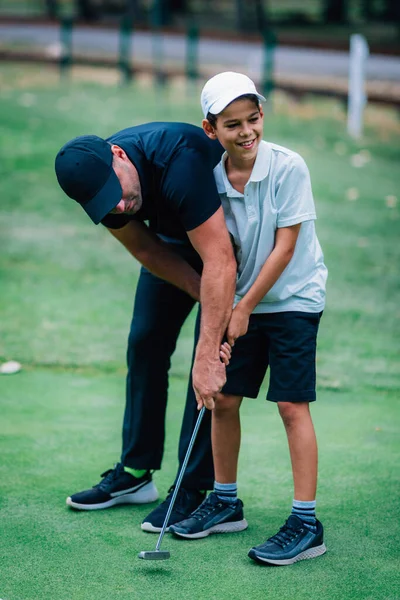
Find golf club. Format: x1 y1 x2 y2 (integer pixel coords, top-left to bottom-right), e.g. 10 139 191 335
138 406 206 560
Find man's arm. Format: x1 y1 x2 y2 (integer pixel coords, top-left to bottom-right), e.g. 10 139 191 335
107 220 201 301
187 206 237 410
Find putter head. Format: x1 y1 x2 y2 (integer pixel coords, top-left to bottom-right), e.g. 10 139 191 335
138 550 171 561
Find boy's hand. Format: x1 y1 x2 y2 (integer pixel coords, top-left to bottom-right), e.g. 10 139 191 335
227 305 250 346
219 341 232 366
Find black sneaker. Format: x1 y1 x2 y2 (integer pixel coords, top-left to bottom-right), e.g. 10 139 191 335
66 463 158 510
141 486 206 533
248 515 327 566
169 492 248 539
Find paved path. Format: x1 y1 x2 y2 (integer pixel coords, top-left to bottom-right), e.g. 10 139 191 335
1 23 400 82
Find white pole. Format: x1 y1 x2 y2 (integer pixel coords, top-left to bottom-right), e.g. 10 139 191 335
347 34 369 139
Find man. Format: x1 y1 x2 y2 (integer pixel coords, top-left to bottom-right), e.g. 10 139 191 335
54 121 236 531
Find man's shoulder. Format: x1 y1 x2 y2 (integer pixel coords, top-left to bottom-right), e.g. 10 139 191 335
107 122 203 143
108 122 222 163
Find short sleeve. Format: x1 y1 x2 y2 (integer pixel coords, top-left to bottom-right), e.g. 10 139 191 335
162 148 221 231
275 154 316 228
100 213 141 229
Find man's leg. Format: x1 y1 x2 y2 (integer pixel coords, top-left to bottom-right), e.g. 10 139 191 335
176 308 214 490
121 264 196 469
141 309 215 531
67 242 201 511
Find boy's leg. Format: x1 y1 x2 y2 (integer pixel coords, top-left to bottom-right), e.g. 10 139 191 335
212 393 243 484
248 311 326 565
169 392 248 539
178 314 266 491
169 322 270 541
277 401 317 501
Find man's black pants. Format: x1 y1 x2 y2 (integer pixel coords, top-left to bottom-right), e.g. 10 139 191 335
120 239 214 490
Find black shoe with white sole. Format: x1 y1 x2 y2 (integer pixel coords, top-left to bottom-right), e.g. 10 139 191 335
169 492 248 539
248 515 327 566
141 486 206 533
66 463 158 510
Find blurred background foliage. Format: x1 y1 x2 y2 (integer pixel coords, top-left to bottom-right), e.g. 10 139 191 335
0 1 397 53
0 0 398 30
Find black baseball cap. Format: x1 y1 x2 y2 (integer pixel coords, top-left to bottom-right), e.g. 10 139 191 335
55 135 122 224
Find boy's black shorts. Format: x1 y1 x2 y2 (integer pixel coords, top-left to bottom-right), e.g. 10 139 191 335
222 311 323 403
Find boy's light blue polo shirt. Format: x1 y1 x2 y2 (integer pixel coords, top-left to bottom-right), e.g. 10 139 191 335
214 140 327 314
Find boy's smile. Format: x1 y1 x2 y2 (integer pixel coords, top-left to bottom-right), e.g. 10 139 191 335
203 98 264 167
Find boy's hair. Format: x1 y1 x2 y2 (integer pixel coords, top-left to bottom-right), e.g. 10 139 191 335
206 94 261 128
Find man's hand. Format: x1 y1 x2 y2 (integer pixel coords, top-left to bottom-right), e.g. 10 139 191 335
227 304 250 346
192 354 227 411
192 341 231 411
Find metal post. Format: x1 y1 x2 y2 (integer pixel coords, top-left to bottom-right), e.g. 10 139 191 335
186 23 198 82
119 16 133 85
347 34 369 139
261 29 276 98
59 17 73 79
151 0 166 86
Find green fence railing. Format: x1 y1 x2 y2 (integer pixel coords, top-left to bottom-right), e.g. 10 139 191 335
53 17 278 100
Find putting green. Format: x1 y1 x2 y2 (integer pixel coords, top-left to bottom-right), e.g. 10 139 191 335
0 64 399 600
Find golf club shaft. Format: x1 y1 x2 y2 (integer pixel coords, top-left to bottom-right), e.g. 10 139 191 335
155 406 206 551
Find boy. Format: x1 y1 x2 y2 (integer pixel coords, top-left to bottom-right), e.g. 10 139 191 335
169 72 328 566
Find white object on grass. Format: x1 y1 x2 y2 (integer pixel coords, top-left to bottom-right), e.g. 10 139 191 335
0 361 22 374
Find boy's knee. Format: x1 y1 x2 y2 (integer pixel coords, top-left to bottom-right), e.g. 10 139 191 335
278 401 310 426
214 393 240 416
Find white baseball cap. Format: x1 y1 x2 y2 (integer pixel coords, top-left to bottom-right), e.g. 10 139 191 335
201 71 266 118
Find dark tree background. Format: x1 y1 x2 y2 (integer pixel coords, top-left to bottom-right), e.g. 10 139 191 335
44 0 59 18
43 0 400 26
323 0 347 23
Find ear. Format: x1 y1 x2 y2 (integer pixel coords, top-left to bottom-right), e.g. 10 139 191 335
202 119 218 140
110 144 127 160
259 105 264 119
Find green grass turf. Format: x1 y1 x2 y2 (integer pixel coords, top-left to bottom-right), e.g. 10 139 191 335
0 65 399 599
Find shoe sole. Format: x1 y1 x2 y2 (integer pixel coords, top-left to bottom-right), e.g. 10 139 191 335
66 481 159 510
171 518 248 539
248 542 327 566
141 522 170 533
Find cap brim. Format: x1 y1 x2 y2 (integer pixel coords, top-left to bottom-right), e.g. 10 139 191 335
209 91 266 116
81 168 122 224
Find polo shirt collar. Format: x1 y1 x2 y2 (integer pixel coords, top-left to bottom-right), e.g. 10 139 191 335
217 140 272 195
218 153 241 197
248 140 272 182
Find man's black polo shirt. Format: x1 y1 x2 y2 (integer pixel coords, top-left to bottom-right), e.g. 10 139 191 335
101 122 224 241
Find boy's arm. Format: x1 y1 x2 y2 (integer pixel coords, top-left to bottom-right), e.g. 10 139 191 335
227 223 300 345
